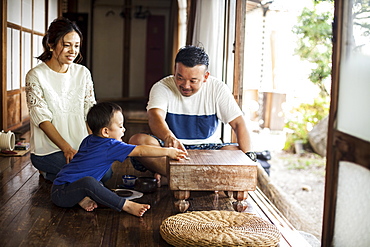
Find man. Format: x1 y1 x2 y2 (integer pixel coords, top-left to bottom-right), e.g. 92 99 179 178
129 45 254 185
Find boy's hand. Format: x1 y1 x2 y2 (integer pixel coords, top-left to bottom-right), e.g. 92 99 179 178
167 147 188 160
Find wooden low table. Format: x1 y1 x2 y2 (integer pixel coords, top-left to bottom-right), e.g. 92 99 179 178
167 150 258 212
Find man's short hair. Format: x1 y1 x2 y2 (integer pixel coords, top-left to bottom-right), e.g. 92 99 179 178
87 102 122 135
175 45 209 68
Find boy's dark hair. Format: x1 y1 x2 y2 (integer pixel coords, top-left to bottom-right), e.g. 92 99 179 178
175 45 209 68
87 102 122 136
37 17 83 63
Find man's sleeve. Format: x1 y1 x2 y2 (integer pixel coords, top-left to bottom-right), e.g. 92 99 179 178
216 83 244 124
147 82 169 112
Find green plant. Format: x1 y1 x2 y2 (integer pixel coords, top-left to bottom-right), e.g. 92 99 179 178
284 97 329 151
284 1 333 152
292 2 334 98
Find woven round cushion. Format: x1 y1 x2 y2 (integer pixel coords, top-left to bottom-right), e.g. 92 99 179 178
160 210 281 247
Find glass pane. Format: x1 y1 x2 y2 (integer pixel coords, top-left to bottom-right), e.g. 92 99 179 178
48 0 59 25
34 0 46 33
33 34 43 67
7 28 12 91
22 0 33 29
7 0 21 25
337 0 370 143
22 32 32 87
12 29 21 90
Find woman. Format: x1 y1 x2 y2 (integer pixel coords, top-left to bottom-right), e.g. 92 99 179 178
25 17 110 182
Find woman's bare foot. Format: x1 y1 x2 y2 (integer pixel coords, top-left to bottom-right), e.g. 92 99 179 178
122 200 150 217
78 197 98 211
154 173 168 187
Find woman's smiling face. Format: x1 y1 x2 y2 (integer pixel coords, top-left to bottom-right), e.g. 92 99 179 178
50 31 81 67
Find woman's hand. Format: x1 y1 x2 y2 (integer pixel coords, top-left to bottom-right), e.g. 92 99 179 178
39 121 77 163
62 146 77 164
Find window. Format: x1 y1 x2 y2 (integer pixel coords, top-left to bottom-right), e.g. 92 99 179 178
2 0 58 130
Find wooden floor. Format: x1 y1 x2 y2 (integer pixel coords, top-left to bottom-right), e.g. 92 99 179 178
0 151 239 247
0 113 311 246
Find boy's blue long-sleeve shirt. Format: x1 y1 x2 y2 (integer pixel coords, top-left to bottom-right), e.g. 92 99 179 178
53 135 135 185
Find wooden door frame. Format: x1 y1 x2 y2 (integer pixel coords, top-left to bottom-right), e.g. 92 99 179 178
322 0 370 245
321 0 343 243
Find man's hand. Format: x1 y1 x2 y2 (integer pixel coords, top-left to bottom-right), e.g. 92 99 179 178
164 135 187 153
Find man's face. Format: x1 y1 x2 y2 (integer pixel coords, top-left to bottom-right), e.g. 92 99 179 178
174 62 210 97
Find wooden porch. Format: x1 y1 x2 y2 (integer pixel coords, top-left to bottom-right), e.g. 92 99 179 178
0 129 310 246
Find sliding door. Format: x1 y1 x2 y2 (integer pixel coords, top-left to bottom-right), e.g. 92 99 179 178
322 0 370 245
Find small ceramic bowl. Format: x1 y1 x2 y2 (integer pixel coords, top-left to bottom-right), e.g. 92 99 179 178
135 177 157 193
122 175 137 188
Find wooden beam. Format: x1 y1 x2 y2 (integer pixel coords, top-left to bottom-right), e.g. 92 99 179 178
230 0 246 143
122 0 131 97
0 0 7 130
233 0 245 109
185 0 197 45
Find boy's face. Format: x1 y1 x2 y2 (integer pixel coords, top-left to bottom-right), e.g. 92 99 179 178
107 111 126 141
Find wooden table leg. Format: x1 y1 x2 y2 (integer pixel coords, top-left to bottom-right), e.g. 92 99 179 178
173 190 190 212
232 191 249 212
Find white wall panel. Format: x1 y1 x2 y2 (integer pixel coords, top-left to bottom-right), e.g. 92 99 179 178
92 5 123 98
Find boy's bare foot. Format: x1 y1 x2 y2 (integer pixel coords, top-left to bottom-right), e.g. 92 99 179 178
122 200 150 217
154 173 168 187
79 197 98 211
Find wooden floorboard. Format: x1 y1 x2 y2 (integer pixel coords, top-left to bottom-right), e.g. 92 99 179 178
0 155 35 199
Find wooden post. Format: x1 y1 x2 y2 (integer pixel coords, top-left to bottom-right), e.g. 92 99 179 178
0 0 7 130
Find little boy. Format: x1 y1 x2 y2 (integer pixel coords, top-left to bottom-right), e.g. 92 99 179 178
51 102 187 217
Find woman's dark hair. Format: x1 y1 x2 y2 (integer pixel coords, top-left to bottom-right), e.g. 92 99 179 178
37 17 83 63
87 102 123 136
175 45 209 68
